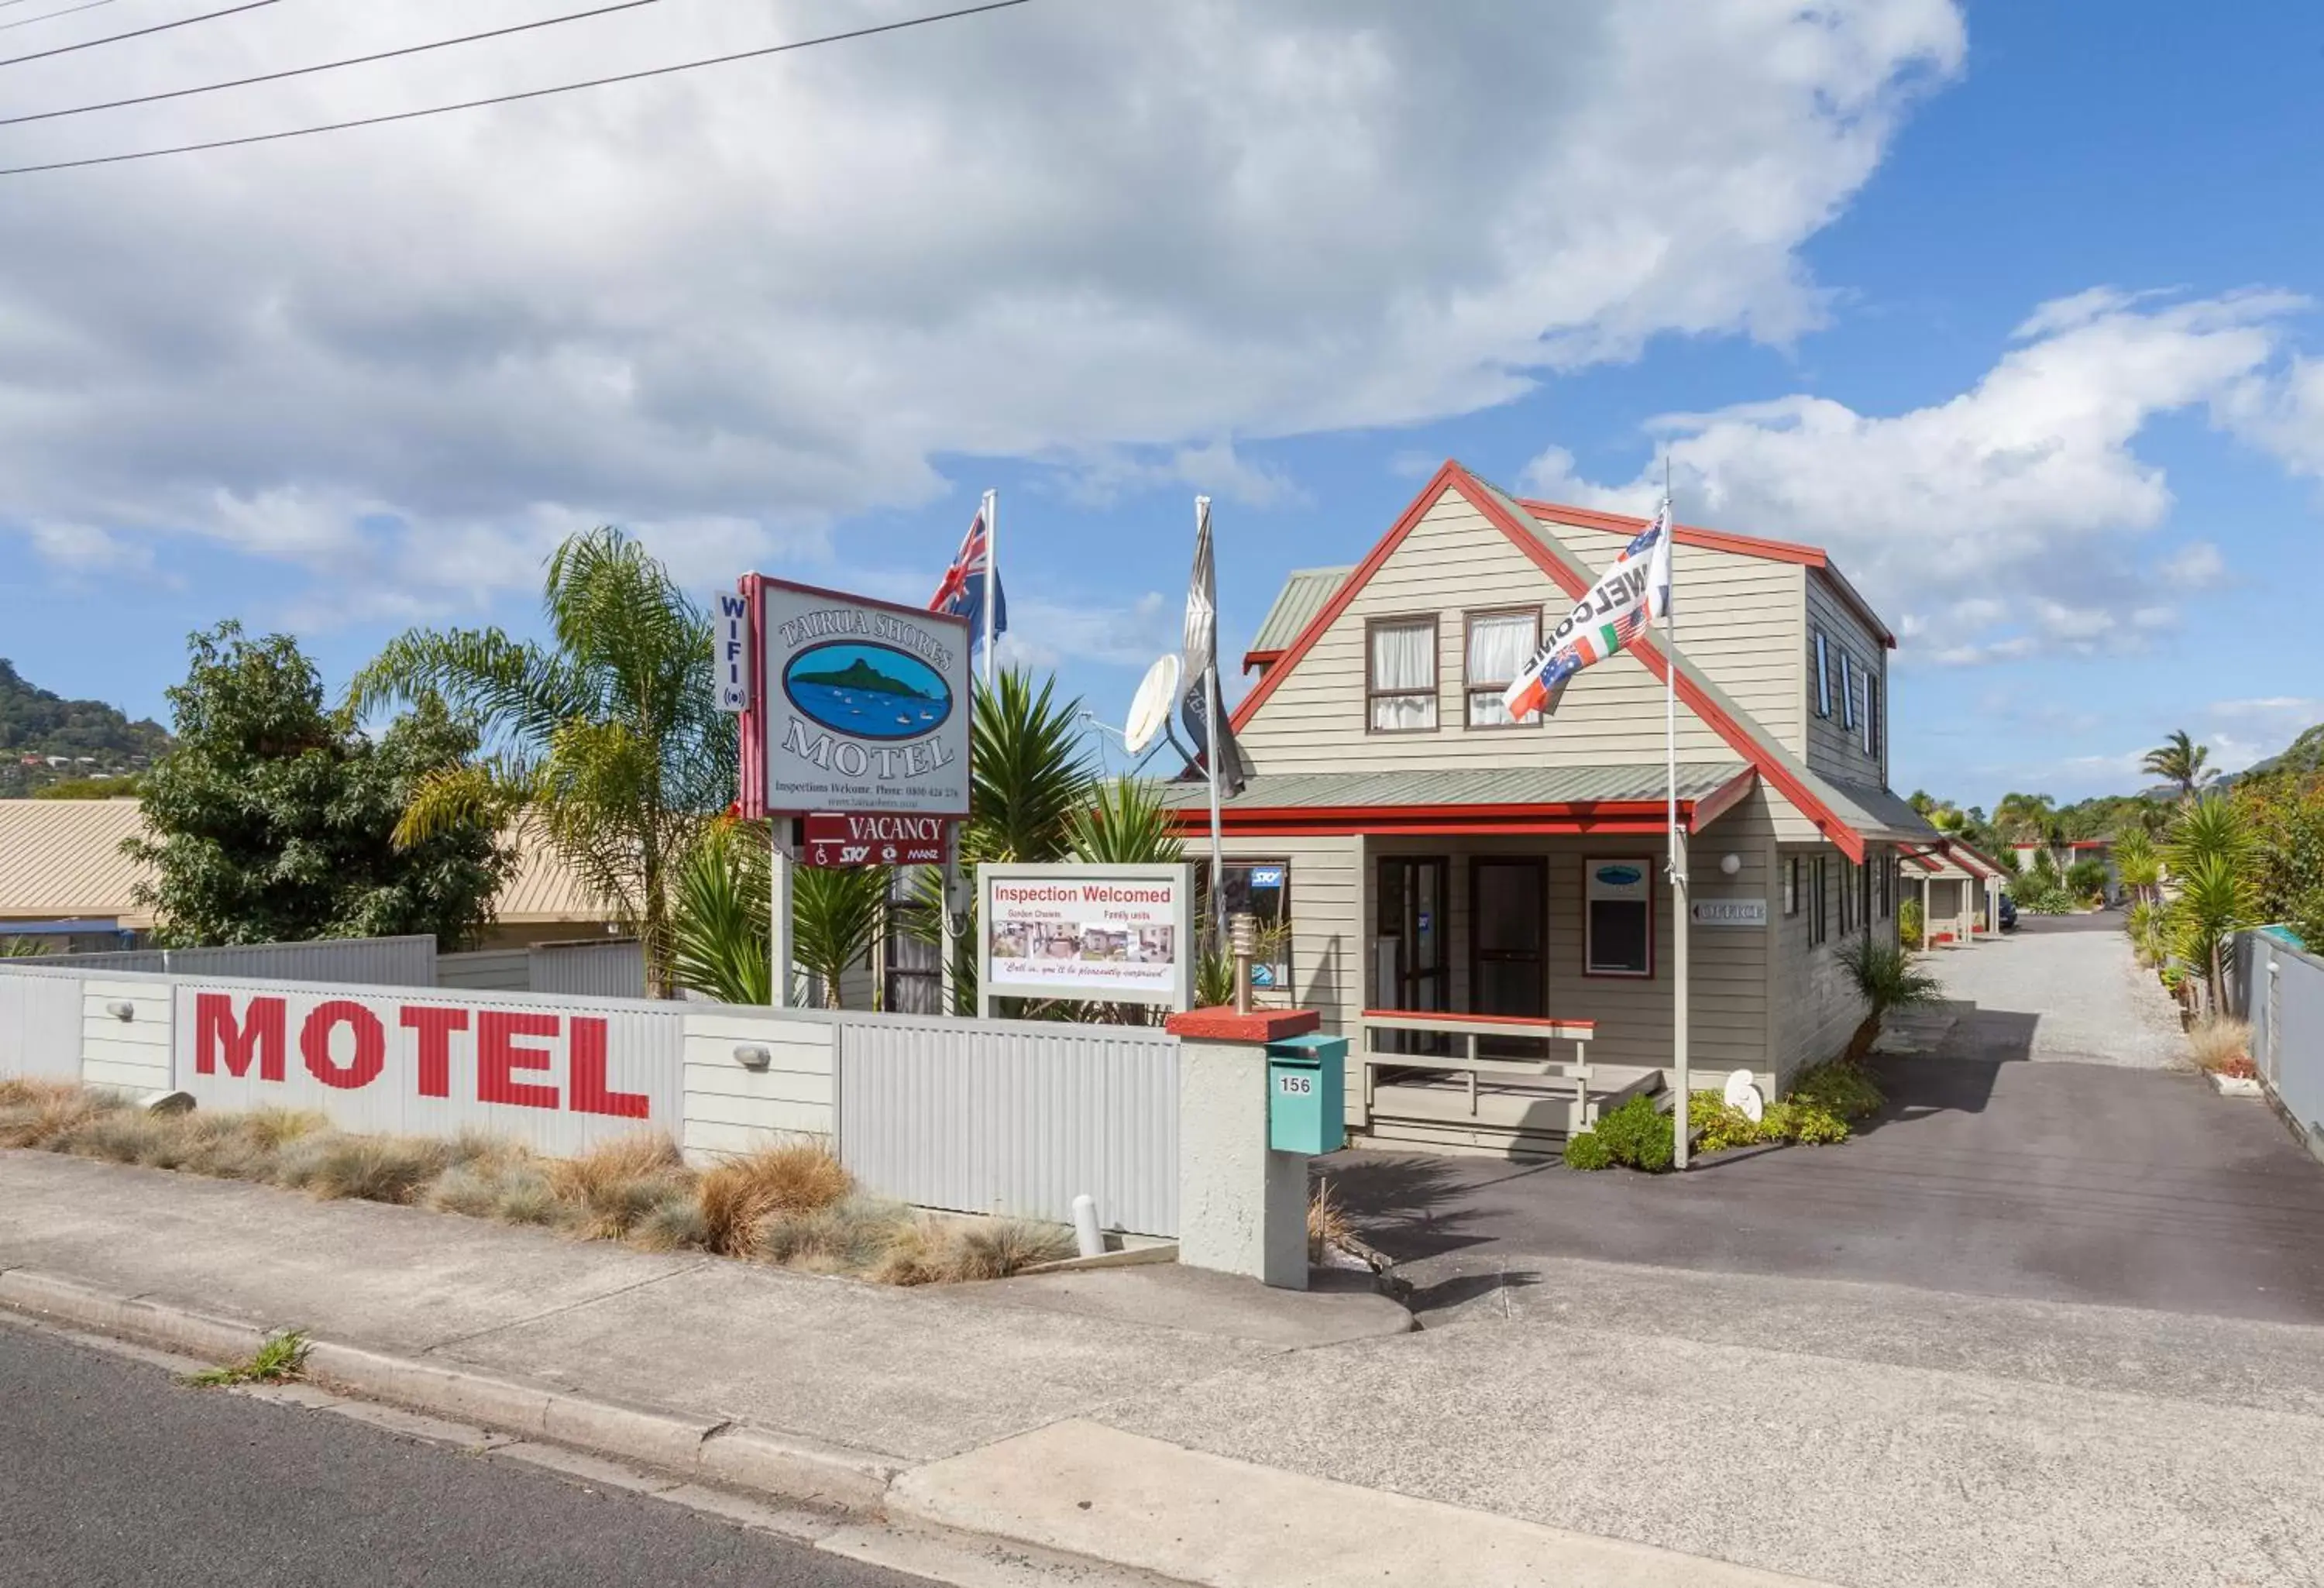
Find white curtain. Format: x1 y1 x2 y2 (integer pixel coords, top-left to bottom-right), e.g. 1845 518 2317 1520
1466 611 1535 726
1370 621 1435 730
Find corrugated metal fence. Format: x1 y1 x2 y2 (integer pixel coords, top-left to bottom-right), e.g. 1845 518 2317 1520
35 934 437 988
2236 929 2324 1162
836 1011 1178 1237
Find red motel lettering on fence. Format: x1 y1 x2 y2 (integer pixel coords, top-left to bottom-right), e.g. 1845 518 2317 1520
191 992 649 1118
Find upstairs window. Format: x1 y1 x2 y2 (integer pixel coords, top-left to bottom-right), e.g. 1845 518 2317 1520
1865 675 1882 756
1463 608 1539 728
1813 630 1832 718
1840 651 1858 730
1367 616 1438 733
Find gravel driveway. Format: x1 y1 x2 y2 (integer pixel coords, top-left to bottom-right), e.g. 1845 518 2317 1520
1928 913 2188 1068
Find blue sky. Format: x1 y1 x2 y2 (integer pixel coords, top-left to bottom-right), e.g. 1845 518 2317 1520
2 1 2319 809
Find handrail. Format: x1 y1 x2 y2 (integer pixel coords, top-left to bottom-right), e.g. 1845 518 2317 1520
1356 1007 1597 1132
1360 1008 1594 1042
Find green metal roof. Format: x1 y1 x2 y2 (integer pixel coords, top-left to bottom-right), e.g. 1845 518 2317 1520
1246 566 1352 658
1154 762 1748 811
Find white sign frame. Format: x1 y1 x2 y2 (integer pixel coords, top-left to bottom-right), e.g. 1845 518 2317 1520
978 862 1195 1014
759 578 971 818
1691 898 1769 927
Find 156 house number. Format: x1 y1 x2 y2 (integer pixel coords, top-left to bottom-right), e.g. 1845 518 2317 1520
1277 1073 1313 1096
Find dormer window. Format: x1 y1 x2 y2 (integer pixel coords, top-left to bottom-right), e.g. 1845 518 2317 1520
1463 608 1538 728
1366 615 1438 732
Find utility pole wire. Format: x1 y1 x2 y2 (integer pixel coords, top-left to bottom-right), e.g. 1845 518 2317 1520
2 0 668 126
0 0 275 67
0 0 1033 175
1 0 127 34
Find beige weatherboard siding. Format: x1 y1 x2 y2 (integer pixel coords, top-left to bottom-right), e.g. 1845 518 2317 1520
1804 570 1891 785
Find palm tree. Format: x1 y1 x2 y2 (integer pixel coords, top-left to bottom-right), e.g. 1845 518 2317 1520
2112 827 2160 907
2164 794 2256 1012
1993 791 2055 843
348 528 733 997
1064 775 1184 865
790 864 889 1009
2142 730 2211 800
671 819 771 1005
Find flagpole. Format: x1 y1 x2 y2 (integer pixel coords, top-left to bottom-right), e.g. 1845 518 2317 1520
1198 496 1226 954
1664 461 1690 1170
981 489 999 687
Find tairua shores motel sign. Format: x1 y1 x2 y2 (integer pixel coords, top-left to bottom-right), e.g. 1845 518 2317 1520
733 577 972 820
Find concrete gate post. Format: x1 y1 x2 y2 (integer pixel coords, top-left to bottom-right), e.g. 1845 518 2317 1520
1164 1006 1318 1290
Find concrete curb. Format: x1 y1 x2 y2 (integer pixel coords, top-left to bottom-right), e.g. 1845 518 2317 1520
0 1266 901 1518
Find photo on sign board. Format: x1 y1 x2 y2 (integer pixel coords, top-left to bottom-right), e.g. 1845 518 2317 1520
979 864 1193 1009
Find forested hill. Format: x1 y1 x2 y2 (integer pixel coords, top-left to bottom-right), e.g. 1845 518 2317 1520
0 659 172 794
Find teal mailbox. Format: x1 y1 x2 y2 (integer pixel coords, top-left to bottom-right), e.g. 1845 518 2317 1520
1266 1033 1347 1154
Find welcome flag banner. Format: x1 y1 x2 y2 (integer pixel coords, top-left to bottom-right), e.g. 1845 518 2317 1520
1502 501 1673 720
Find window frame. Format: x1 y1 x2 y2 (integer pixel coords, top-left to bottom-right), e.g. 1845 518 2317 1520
1363 612 1441 735
1840 650 1858 730
1812 630 1833 719
1783 855 1800 917
1865 672 1882 757
1461 606 1542 730
1201 859 1293 991
1810 854 1830 947
1583 854 1656 979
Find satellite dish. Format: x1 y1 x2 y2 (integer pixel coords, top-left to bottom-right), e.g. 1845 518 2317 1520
1721 1069 1765 1124
1125 654 1183 754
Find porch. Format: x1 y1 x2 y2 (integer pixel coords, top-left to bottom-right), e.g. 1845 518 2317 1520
1167 762 1796 1160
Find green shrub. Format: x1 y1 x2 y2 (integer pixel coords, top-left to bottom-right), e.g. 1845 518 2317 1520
1688 1091 1765 1153
1562 1130 1614 1170
1683 1067 1882 1153
1590 1094 1674 1173
1789 1062 1883 1121
1898 897 1924 950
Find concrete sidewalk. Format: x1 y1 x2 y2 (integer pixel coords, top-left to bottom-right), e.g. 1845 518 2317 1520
9 1150 2324 1588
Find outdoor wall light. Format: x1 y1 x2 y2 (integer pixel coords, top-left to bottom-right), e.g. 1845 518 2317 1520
105 1001 136 1022
1719 854 1742 877
731 1044 772 1071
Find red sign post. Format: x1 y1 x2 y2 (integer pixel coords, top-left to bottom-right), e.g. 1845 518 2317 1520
801 812 951 868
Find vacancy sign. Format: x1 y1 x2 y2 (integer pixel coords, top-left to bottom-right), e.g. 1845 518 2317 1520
802 813 950 868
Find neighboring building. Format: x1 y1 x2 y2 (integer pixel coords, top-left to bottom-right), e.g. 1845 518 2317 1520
0 798 620 950
1908 837 2006 942
2008 837 2119 902
1164 461 1936 1157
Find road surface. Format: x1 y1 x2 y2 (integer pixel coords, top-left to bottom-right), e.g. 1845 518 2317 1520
0 1319 932 1588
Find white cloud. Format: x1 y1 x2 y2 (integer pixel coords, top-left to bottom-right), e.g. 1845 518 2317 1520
996 590 1179 676
0 0 1965 620
2209 696 2324 721
1524 288 2308 664
19 522 160 580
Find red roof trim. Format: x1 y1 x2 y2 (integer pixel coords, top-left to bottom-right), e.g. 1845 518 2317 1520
1449 466 1868 864
1240 648 1284 675
1229 462 1461 734
1520 495 1896 651
1689 766 1758 833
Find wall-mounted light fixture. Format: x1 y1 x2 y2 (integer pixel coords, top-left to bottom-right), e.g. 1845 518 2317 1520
105 1000 136 1022
1719 854 1742 878
731 1044 772 1071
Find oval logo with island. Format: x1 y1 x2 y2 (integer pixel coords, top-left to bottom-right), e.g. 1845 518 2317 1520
1593 864 1644 887
781 642 954 741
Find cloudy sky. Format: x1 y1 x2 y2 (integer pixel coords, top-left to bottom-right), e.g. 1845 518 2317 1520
0 0 2318 806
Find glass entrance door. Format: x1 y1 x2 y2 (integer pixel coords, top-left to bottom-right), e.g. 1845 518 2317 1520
1374 856 1448 1014
1470 858 1548 1019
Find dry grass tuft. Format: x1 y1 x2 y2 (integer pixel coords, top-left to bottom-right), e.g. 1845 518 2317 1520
630 1191 712 1252
549 1133 692 1240
0 1079 123 1150
698 1142 853 1256
2188 1018 2254 1074
274 1133 456 1205
944 1218 1076 1283
1307 1177 1352 1263
867 1218 948 1287
753 1194 913 1273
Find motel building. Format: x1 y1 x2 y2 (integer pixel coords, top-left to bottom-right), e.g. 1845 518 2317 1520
1161 462 1941 1159
1908 837 2009 944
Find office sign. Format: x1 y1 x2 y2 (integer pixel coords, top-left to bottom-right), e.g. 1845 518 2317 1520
978 862 1194 1010
713 590 752 712
760 579 971 817
1692 898 1769 927
801 812 951 868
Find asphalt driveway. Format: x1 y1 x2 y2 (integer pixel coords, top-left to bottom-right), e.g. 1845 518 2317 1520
1329 1039 2324 1326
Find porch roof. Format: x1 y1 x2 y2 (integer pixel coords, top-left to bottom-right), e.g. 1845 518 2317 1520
1159 761 1755 835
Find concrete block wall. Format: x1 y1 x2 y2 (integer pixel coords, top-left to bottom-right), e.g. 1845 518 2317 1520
78 978 173 1095
678 1009 837 1162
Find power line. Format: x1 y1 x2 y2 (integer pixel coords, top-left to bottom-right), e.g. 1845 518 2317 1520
2 0 666 125
0 0 127 34
0 0 1033 176
0 0 276 67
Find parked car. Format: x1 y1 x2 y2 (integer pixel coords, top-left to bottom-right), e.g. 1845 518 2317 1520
1998 894 2018 932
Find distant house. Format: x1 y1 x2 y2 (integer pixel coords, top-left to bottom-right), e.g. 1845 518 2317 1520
2009 837 2119 902
0 798 622 950
1908 838 2006 941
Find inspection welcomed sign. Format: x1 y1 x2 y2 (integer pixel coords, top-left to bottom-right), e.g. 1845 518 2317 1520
759 579 971 817
978 862 1194 1010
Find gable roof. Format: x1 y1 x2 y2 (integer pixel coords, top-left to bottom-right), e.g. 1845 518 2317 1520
1520 497 1896 649
1243 565 1351 672
1227 461 1932 863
